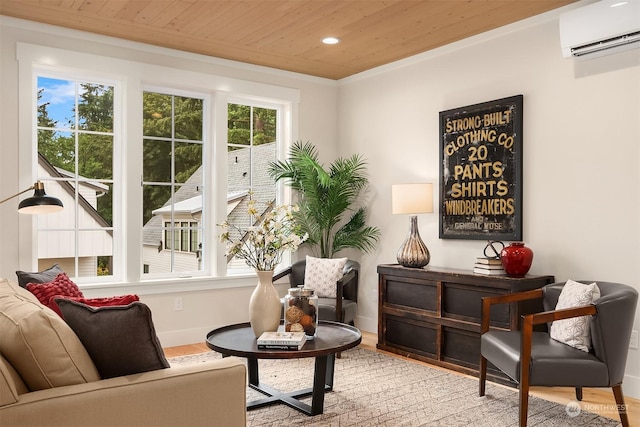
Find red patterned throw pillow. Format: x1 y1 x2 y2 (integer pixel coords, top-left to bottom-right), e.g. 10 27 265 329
26 273 84 314
49 295 140 317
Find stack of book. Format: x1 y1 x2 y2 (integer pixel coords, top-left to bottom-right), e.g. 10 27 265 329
257 331 307 350
473 257 506 275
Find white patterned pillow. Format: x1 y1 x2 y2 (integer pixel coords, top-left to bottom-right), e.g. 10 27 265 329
304 256 348 298
550 280 601 352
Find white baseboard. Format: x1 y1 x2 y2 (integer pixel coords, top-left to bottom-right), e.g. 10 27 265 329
158 327 211 348
623 373 640 400
355 315 377 335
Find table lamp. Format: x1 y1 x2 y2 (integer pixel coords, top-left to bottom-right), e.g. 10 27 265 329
392 183 433 268
0 181 64 214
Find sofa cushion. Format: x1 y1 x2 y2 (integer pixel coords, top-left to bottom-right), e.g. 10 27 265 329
304 256 348 298
0 278 100 391
15 264 64 288
49 294 140 317
56 299 170 379
550 279 601 352
0 353 28 406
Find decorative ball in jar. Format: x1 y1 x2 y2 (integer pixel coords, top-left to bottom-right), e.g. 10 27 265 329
284 287 318 339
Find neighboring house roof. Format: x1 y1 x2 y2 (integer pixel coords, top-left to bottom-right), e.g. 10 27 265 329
153 195 202 216
53 165 109 194
142 142 276 247
39 153 112 230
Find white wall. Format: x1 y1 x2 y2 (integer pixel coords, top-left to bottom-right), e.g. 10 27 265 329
337 9 640 397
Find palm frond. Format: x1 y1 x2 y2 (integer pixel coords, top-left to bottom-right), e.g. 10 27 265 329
269 141 380 258
331 208 381 256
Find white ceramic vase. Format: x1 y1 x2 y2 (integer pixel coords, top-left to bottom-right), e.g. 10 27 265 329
249 270 281 338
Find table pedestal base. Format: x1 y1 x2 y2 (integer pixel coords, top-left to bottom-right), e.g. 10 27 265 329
247 354 335 416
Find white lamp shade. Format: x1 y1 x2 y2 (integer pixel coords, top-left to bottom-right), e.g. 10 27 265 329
392 183 433 215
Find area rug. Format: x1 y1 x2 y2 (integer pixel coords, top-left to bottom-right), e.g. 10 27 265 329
168 348 620 427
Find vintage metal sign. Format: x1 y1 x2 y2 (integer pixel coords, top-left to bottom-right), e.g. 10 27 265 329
439 95 523 240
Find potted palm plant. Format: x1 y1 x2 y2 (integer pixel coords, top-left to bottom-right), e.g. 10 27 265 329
268 141 380 258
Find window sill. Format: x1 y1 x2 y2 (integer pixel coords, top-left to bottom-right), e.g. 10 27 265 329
78 270 291 297
79 274 258 297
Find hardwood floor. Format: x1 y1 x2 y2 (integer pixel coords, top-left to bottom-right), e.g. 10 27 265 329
164 331 639 423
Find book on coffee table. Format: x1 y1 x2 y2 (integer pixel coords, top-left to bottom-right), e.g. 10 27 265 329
257 331 306 350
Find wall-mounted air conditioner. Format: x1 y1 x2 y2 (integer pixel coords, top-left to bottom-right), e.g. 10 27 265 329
560 0 640 58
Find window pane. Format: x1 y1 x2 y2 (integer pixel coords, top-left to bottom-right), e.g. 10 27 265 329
253 107 276 144
78 83 113 132
227 146 250 193
36 76 116 280
142 184 171 226
38 130 75 174
93 183 113 227
142 91 205 276
228 103 250 146
175 96 203 140
37 77 74 130
143 92 172 138
226 103 278 273
78 230 114 277
143 139 172 183
175 141 202 184
37 230 76 269
79 134 113 180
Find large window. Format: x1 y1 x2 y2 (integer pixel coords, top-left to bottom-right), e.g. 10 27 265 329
226 103 279 273
22 43 297 287
141 91 205 276
36 76 116 278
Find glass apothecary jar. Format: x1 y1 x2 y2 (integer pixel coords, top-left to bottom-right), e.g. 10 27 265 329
284 287 318 339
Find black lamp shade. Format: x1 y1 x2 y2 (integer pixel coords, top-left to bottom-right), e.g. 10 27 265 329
17 183 64 214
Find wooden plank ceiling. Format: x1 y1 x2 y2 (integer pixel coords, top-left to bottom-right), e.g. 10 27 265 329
0 0 576 80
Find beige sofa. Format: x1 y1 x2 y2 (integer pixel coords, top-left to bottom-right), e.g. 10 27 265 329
0 278 247 427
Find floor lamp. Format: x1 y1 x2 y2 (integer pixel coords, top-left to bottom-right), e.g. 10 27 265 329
0 181 64 214
392 183 433 268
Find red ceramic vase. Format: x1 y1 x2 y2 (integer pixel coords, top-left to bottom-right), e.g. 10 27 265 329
500 242 533 277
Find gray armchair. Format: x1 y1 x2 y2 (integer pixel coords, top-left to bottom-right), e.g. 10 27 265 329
274 259 359 325
479 281 638 427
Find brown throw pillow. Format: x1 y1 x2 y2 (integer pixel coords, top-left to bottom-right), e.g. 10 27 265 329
16 264 64 288
55 299 170 379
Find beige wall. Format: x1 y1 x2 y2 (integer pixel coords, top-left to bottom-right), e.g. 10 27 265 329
337 10 640 397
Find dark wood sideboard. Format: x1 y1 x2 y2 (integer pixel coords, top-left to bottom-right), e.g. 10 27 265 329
377 264 555 385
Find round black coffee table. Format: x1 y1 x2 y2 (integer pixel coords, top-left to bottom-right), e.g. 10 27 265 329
206 321 361 416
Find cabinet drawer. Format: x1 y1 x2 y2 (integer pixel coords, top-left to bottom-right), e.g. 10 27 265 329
385 276 437 311
384 315 437 356
442 283 509 328
442 327 480 368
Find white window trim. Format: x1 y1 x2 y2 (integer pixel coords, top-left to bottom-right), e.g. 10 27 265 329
17 42 300 294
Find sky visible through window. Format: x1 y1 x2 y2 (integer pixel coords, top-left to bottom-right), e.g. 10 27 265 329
38 77 75 126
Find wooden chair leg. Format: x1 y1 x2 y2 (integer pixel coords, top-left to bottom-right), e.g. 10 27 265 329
612 384 629 427
519 379 530 427
479 355 487 396
575 387 583 401
519 315 533 427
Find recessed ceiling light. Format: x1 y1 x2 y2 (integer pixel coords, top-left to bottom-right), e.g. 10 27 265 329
322 37 340 45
